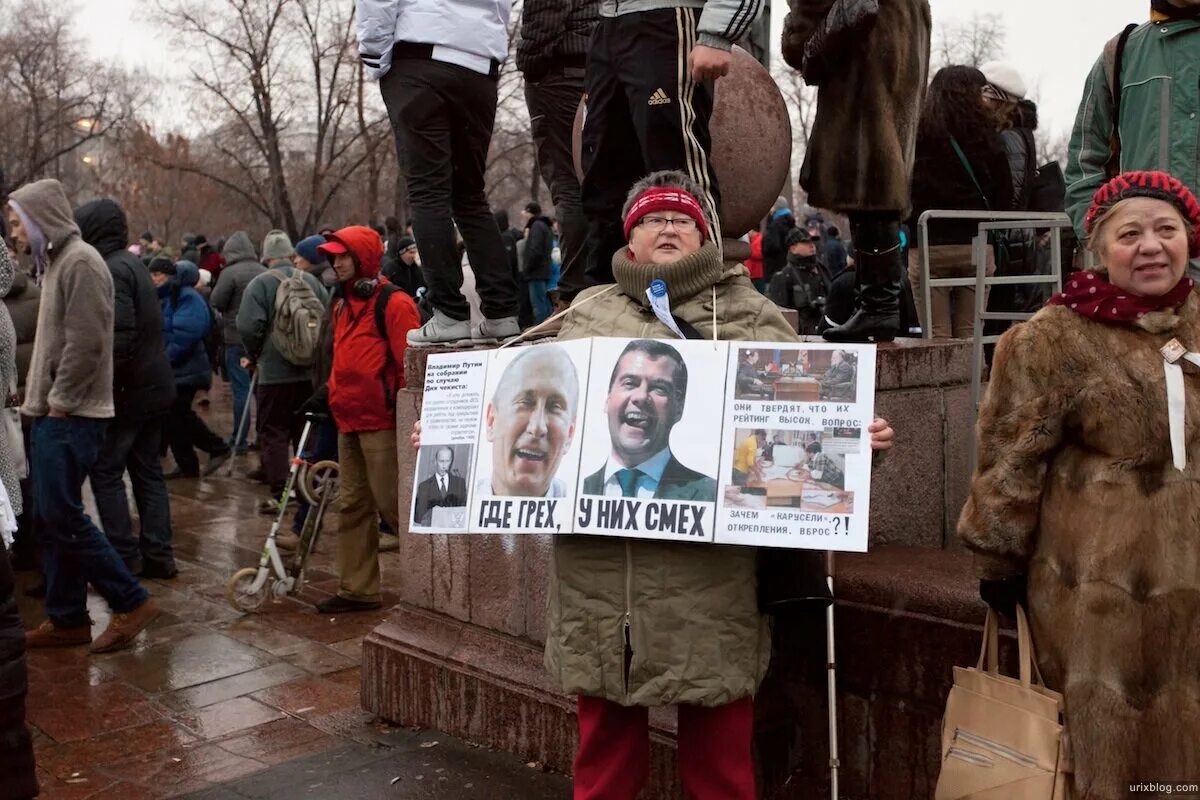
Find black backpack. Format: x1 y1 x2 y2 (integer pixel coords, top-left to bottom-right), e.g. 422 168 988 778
205 306 224 373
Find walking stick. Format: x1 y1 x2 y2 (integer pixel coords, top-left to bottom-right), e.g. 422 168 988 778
826 549 840 799
225 370 258 477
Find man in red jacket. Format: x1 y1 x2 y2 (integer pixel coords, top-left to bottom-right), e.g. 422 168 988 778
313 226 421 613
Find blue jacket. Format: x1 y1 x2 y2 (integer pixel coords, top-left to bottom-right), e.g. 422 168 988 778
159 261 212 389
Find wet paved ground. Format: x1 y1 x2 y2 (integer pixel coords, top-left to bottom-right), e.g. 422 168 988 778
14 385 570 799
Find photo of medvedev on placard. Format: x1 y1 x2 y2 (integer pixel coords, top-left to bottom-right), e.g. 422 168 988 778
723 427 859 513
733 346 859 403
579 339 723 504
410 444 472 529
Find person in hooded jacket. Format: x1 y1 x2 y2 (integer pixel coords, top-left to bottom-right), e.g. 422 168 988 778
6 178 158 654
150 257 230 479
0 244 38 576
74 199 178 579
767 227 828 334
306 225 420 613
521 202 555 323
761 206 795 283
210 232 264 454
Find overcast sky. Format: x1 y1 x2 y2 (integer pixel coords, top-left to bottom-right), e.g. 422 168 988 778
78 0 1143 139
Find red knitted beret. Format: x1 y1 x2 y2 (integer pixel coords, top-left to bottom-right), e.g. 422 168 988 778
623 186 710 242
1085 170 1200 256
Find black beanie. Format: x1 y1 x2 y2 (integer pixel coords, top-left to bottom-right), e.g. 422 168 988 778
785 227 811 247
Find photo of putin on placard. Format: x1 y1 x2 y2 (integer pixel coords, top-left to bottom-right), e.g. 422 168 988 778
582 340 717 502
413 446 468 526
476 345 580 497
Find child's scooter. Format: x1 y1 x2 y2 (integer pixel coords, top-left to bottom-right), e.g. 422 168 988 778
225 413 339 612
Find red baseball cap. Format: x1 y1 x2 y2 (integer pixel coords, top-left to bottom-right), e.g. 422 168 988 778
317 238 349 256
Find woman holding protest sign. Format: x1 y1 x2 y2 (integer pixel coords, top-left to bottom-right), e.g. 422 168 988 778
959 171 1200 798
412 171 894 798
549 171 893 798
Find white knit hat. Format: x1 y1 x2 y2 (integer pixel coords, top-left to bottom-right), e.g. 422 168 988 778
980 61 1026 102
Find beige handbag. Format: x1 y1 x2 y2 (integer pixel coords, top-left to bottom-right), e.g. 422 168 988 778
934 606 1071 799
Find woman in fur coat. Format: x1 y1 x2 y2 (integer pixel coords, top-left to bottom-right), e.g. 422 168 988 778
958 170 1200 799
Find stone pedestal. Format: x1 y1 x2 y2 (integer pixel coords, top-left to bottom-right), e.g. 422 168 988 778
364 337 979 797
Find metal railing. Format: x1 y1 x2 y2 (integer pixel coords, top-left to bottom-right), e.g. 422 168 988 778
916 210 1074 468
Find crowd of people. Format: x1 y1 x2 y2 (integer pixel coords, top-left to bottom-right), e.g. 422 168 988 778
0 0 1198 798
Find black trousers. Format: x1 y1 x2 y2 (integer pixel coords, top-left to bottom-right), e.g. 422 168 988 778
380 57 518 322
525 68 588 301
167 385 228 476
91 416 174 573
581 8 722 287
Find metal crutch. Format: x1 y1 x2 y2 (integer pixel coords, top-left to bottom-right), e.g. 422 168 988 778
826 550 840 799
225 370 258 477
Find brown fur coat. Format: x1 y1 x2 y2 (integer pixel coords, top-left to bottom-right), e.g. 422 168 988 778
958 294 1200 800
781 0 931 214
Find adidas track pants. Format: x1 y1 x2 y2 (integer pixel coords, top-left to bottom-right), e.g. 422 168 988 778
580 8 723 287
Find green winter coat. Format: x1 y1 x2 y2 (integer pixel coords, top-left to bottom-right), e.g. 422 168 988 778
1065 17 1200 239
544 242 800 707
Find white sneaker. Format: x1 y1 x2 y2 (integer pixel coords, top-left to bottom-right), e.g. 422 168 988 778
472 316 520 342
406 310 472 346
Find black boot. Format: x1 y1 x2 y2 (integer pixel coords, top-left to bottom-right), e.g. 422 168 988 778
823 216 902 343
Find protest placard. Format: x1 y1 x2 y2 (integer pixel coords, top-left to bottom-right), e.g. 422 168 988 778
408 351 488 533
717 343 876 552
410 339 876 551
469 339 593 534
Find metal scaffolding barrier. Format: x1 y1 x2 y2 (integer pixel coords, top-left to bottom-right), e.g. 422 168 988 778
916 210 1074 468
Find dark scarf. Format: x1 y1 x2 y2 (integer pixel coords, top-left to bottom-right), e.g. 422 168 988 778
1151 0 1200 20
787 253 819 271
1046 271 1195 324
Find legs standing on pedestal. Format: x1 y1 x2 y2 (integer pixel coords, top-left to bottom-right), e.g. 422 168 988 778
380 58 518 341
526 70 588 302
581 10 722 288
823 213 903 343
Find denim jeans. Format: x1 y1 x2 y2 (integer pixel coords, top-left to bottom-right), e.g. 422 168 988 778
90 416 174 573
32 416 147 628
528 279 552 324
225 344 252 450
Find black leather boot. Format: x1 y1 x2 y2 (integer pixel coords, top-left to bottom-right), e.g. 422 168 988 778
823 215 902 343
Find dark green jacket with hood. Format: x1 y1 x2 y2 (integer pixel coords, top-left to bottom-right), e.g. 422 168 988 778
10 179 114 419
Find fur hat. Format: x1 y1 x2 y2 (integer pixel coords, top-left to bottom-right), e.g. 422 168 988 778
1086 171 1200 256
261 229 295 262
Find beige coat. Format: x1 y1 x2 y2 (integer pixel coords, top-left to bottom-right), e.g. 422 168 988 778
545 243 800 706
958 294 1200 799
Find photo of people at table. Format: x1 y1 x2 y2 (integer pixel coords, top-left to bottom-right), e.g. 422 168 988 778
724 427 858 512
733 347 858 403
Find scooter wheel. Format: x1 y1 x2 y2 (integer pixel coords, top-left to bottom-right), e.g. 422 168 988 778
299 460 340 505
225 567 269 613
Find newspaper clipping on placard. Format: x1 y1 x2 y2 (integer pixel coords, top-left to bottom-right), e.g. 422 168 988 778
716 343 876 552
408 351 488 533
572 337 729 544
469 339 592 534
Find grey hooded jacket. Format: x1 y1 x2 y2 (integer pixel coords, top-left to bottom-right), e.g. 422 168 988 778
210 232 264 348
9 179 114 419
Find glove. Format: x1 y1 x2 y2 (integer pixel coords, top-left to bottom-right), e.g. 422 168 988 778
979 575 1028 621
299 385 330 417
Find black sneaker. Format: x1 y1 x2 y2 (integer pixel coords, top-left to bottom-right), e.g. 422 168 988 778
163 468 200 480
139 561 179 580
315 595 382 614
204 449 232 476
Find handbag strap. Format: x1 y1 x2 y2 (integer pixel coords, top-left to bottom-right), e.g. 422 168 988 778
949 137 992 211
1015 604 1049 689
976 609 1000 673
